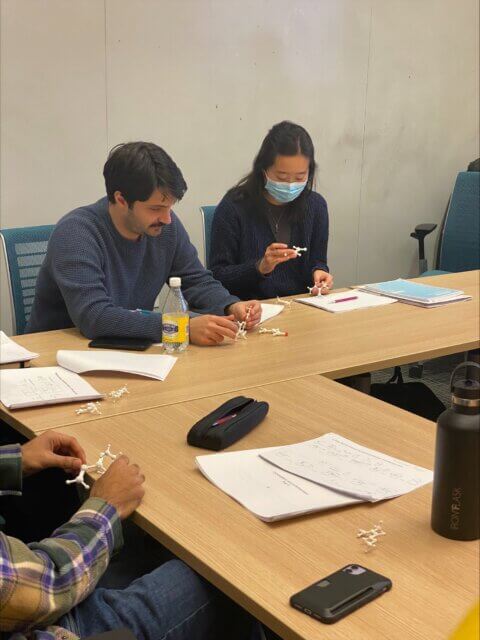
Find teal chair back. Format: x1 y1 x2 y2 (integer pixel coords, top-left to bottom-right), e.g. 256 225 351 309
437 172 480 272
199 206 216 269
0 225 54 334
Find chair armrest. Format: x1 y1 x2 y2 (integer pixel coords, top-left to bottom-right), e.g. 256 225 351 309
410 223 437 266
410 223 437 240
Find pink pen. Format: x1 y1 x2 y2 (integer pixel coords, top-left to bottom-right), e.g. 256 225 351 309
212 413 237 427
328 296 359 304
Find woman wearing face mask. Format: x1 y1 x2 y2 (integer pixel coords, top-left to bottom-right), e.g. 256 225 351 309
209 121 333 300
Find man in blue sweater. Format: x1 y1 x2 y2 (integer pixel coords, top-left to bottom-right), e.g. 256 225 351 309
27 142 261 343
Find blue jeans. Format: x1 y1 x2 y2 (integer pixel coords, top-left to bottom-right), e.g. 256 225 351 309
59 559 264 640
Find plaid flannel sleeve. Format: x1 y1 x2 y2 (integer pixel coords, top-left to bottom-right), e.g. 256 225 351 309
0 443 23 497
0 497 123 633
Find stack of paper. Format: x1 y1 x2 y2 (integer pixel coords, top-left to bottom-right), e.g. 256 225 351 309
0 331 39 365
295 291 397 313
260 433 433 502
57 349 177 381
357 279 471 307
196 433 433 521
0 367 102 409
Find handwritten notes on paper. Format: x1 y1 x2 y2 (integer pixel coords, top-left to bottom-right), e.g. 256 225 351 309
0 367 102 409
196 446 360 521
196 433 433 520
260 433 433 502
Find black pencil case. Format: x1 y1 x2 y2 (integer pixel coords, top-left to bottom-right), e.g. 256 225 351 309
187 396 269 451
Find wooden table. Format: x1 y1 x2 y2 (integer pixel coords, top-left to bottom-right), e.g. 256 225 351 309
2 271 479 437
55 375 479 640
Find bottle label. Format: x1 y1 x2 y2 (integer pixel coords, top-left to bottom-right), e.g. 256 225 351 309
450 487 462 530
162 315 189 343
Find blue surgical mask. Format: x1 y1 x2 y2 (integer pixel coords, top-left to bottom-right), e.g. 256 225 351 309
264 176 307 204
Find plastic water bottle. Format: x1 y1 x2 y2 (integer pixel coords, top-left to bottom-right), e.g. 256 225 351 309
161 277 189 353
431 361 480 540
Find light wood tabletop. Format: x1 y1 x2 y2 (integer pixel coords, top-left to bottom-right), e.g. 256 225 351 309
56 375 479 640
2 270 478 436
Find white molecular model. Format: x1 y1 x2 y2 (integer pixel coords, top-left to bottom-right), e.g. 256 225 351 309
235 306 252 340
258 327 288 337
357 522 386 552
65 444 120 490
307 282 330 296
108 385 129 402
276 296 292 307
75 401 102 416
292 246 307 257
75 386 130 416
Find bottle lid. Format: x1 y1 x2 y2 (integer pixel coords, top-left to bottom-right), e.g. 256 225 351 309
169 277 181 287
450 361 480 407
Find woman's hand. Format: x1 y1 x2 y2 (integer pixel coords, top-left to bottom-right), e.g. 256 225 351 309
258 243 298 275
311 270 334 296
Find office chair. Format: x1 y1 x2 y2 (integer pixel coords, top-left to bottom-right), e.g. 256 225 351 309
408 169 479 378
410 170 480 276
0 225 54 334
199 205 216 269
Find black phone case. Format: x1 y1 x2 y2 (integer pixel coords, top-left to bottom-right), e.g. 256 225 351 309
89 337 152 351
186 396 269 451
290 565 392 624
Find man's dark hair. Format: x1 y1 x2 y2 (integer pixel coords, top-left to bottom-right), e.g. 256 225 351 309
103 142 187 205
228 121 316 222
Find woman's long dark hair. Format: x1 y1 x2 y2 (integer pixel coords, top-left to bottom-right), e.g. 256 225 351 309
228 121 316 221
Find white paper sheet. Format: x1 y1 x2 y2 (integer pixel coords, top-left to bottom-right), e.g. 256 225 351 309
260 433 433 502
196 446 360 521
260 303 285 323
57 350 176 381
0 366 102 409
0 331 39 364
295 291 397 313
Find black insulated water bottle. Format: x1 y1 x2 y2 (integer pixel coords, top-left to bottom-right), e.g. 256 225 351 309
431 361 480 541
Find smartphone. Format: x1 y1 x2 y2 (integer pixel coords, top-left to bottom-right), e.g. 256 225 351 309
290 564 392 624
88 337 153 351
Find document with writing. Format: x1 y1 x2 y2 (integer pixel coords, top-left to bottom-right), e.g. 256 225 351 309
57 350 177 381
196 447 361 522
0 366 103 410
260 433 433 502
0 331 39 365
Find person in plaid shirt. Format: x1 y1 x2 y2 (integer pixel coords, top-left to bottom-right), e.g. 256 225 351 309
0 432 262 640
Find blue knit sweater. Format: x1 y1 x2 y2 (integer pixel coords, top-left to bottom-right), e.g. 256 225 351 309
26 198 238 340
210 191 329 299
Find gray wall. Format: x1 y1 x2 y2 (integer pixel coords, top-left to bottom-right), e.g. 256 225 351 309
1 0 478 334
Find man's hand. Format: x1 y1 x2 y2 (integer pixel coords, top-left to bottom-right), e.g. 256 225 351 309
258 243 297 275
21 432 86 477
311 270 334 295
90 455 145 520
227 300 262 330
190 314 239 345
